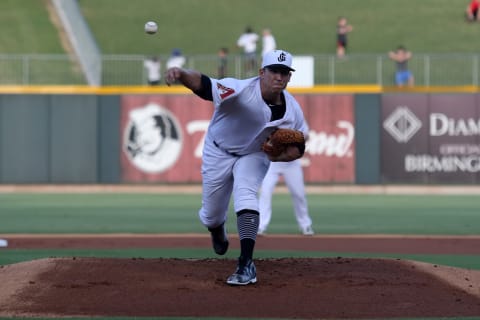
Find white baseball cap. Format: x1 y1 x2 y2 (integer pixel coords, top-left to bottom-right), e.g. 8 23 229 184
261 50 295 72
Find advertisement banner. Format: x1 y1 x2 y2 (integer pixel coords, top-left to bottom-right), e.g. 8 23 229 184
381 94 480 184
120 95 212 183
297 94 355 183
120 94 355 183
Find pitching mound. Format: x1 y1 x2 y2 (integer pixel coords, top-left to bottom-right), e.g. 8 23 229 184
1 257 480 319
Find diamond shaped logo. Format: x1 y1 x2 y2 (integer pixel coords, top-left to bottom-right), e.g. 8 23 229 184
383 106 422 143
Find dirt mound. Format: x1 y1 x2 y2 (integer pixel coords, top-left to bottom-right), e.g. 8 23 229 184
1 257 479 319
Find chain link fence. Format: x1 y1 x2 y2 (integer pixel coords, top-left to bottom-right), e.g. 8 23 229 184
0 53 478 86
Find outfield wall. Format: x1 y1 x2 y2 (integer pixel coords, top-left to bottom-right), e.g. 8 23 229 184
0 86 479 184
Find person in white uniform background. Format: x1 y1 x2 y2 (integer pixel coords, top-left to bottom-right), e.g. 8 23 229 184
261 28 277 57
166 48 186 69
237 26 259 75
143 56 161 85
258 155 314 236
165 50 308 286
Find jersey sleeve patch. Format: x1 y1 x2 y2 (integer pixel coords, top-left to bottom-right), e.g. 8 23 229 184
217 83 235 99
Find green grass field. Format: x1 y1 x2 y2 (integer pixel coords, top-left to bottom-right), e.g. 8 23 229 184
78 0 480 55
1 193 480 235
77 0 480 85
1 192 480 269
0 0 65 54
1 0 479 85
2 0 479 56
2 1 480 318
1 192 480 320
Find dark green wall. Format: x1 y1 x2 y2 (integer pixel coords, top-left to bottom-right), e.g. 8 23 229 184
0 95 50 183
50 95 98 183
354 94 381 184
0 94 120 184
0 93 381 184
98 95 121 183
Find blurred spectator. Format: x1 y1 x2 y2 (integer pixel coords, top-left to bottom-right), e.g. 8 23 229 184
388 45 414 87
261 28 277 57
143 56 161 85
237 26 259 75
466 0 480 21
166 48 186 69
336 16 353 59
217 47 229 78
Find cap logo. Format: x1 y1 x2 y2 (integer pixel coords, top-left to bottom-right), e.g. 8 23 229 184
278 52 286 62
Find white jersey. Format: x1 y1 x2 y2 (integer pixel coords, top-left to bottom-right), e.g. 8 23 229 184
237 33 259 54
143 60 161 82
166 56 186 69
208 76 308 156
262 34 277 57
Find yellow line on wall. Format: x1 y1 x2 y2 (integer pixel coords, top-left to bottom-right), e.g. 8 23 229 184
0 85 191 95
0 85 478 95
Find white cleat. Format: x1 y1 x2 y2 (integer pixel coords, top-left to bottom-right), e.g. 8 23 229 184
301 225 315 236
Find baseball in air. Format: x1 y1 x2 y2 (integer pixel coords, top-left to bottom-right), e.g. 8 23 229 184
145 21 158 34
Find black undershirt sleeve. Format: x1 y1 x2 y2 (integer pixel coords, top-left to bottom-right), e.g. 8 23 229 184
193 74 213 101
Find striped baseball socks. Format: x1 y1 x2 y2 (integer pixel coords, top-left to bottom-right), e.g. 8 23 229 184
236 209 259 262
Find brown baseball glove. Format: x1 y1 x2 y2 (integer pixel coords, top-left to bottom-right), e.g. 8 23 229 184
261 128 306 160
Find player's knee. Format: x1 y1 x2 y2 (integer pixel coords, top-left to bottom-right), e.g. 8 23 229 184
198 209 227 228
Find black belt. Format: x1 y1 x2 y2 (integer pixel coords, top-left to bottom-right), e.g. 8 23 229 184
213 140 240 156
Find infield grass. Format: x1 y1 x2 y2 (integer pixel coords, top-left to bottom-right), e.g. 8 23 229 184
1 193 479 235
2 248 480 270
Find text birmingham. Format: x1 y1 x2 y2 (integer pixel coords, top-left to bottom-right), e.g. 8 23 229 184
405 154 480 172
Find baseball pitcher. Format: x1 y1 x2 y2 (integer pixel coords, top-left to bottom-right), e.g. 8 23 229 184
165 50 308 285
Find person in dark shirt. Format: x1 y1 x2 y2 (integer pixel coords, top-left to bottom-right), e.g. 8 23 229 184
217 47 228 78
336 16 353 59
389 45 414 87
